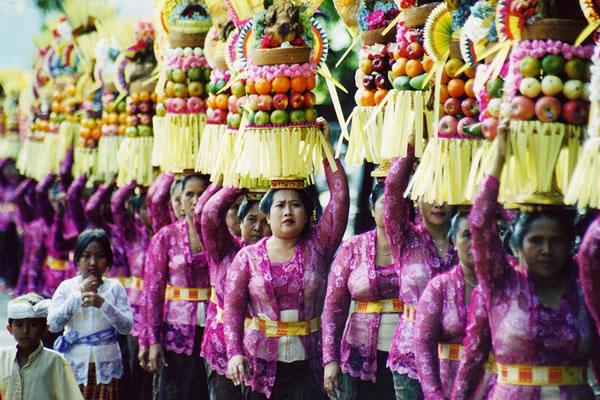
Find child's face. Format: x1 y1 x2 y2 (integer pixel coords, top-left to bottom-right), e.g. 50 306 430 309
7 318 48 349
77 241 110 279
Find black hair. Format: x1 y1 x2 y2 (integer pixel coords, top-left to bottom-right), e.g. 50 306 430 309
131 193 146 213
259 188 315 234
510 210 575 252
181 174 210 192
74 228 113 267
448 212 469 242
369 182 385 207
170 178 182 195
238 199 260 222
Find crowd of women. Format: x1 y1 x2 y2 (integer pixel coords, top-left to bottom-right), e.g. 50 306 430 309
1 120 600 400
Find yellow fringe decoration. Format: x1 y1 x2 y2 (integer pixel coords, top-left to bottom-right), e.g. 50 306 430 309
17 139 46 180
465 139 496 201
151 116 167 167
73 146 100 182
499 120 583 205
0 134 20 160
406 137 483 205
230 125 335 184
158 113 206 172
344 106 384 165
212 129 237 182
42 134 61 175
97 136 123 181
57 121 78 163
116 137 154 187
564 137 600 208
380 90 433 159
195 123 227 175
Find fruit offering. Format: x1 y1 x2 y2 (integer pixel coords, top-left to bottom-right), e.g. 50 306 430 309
356 44 394 106
101 92 128 137
78 89 103 148
506 41 593 126
389 27 432 92
205 69 233 127
244 63 317 127
226 79 246 129
163 48 211 115
124 91 156 138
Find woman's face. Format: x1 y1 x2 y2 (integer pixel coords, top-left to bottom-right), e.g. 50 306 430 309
49 186 66 213
181 178 206 219
226 197 243 237
370 195 384 228
267 190 307 240
137 198 151 229
77 241 109 279
241 202 271 244
519 217 569 282
171 187 184 220
454 217 473 269
419 201 454 227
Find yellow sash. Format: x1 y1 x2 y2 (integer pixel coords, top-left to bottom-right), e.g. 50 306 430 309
496 363 586 386
248 316 320 337
45 256 68 271
165 285 211 301
354 298 404 314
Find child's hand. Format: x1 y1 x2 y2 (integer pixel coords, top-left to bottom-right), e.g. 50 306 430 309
81 292 104 308
80 276 100 293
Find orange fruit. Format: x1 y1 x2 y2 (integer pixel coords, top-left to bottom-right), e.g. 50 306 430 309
422 56 434 73
245 80 257 94
464 66 476 79
255 78 271 95
374 89 389 105
216 94 229 110
90 128 102 141
439 85 449 103
447 78 465 98
406 60 424 78
440 69 450 85
392 58 408 76
207 94 217 109
306 75 317 90
358 89 375 107
464 79 475 98
290 76 307 93
272 76 290 93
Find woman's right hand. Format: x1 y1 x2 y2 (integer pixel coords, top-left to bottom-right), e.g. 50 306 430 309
227 354 250 386
490 118 509 179
324 361 342 398
148 343 167 374
80 276 100 293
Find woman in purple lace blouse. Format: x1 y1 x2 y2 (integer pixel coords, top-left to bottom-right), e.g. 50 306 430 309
224 119 350 400
322 182 398 400
143 174 216 400
384 147 457 400
451 122 600 400
200 187 271 400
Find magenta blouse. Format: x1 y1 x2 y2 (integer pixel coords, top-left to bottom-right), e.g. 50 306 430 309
142 184 219 355
451 176 600 400
384 153 458 378
147 173 176 232
224 160 349 397
322 229 399 381
579 214 600 336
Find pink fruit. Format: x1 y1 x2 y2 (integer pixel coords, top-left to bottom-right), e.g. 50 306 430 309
510 96 535 120
138 102 150 113
257 95 273 112
228 96 240 113
562 100 589 125
458 117 475 136
482 118 498 141
534 96 561 122
290 93 305 110
213 109 228 124
438 115 458 136
461 98 479 117
443 97 461 116
170 98 187 113
206 108 216 123
272 93 289 110
406 42 424 60
139 114 153 125
187 97 203 113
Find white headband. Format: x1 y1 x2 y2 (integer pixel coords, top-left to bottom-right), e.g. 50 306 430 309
7 299 51 320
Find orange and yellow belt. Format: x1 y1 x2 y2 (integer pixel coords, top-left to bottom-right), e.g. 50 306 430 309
353 298 404 314
165 285 211 302
117 277 144 291
45 256 68 271
402 304 416 321
438 343 496 372
496 363 586 386
249 316 320 337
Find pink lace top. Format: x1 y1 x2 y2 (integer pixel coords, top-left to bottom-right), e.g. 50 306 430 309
322 230 399 382
142 184 219 355
451 176 600 400
384 153 457 378
579 214 600 336
147 173 176 233
224 159 349 397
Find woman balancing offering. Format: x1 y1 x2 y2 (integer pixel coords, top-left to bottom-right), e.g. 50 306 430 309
452 120 600 400
224 119 350 399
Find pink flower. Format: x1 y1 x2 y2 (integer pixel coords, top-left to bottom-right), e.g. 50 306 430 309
366 10 386 30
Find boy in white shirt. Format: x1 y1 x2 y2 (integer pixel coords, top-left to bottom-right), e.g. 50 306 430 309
0 293 83 400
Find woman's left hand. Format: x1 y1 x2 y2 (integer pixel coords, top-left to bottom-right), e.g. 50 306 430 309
81 291 105 308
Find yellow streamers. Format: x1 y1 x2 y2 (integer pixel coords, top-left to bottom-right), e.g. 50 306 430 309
344 106 385 165
565 138 600 208
116 137 155 187
151 116 167 167
195 124 228 175
73 146 100 183
158 113 206 172
57 121 78 162
98 136 123 181
0 134 20 160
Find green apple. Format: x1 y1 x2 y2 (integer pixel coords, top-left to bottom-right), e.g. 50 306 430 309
188 81 205 97
541 75 563 96
203 68 212 82
231 81 245 98
166 69 174 82
541 54 564 76
156 103 166 117
563 79 583 100
207 82 217 95
116 101 126 113
138 125 152 137
392 76 411 91
270 109 290 125
248 111 256 125
564 58 586 80
254 111 270 126
215 79 227 93
126 126 139 137
486 77 504 98
520 56 541 78
305 108 317 122
409 73 429 90
187 68 203 82
519 77 542 98
173 83 189 98
290 110 306 123
171 69 187 83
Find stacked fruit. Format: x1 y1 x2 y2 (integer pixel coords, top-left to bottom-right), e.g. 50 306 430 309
226 80 246 129
389 27 432 92
508 52 591 126
163 48 211 114
125 91 156 138
477 76 505 141
49 82 78 133
356 44 394 106
437 58 479 137
205 69 232 126
101 92 128 137
32 106 50 139
79 117 102 147
244 63 317 126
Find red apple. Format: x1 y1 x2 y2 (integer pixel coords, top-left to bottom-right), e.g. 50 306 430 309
257 95 273 112
510 96 535 120
443 97 461 116
303 92 316 108
438 115 458 136
394 42 408 59
272 93 289 110
372 57 386 73
375 74 390 90
228 96 240 113
482 117 498 141
562 100 589 125
534 96 561 122
213 109 227 124
290 93 305 110
461 98 479 117
406 42 424 60
458 117 475 136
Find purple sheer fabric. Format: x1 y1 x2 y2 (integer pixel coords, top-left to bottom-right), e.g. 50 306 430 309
147 173 176 232
579 214 600 336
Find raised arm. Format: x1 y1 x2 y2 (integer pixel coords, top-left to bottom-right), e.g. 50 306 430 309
66 175 87 233
414 276 446 400
199 187 242 263
450 288 492 400
383 147 415 264
143 229 169 347
578 214 600 334
35 173 55 224
111 181 137 241
315 158 350 261
59 145 74 192
100 283 134 334
321 242 353 366
224 250 251 359
194 183 221 246
48 281 82 332
84 183 113 230
147 173 175 232
50 205 76 253
13 178 36 224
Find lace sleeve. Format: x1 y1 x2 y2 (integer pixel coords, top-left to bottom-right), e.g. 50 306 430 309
85 183 113 230
111 182 137 241
48 281 82 333
13 179 36 224
51 209 74 254
143 229 169 345
384 149 415 263
100 282 133 334
414 277 446 400
193 183 220 246
148 173 175 233
321 241 353 365
36 173 56 223
66 175 87 233
578 214 600 333
224 250 250 358
450 288 491 400
59 146 74 192
200 187 243 263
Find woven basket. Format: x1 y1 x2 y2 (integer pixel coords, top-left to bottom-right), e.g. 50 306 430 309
362 27 396 45
168 31 207 48
250 47 312 66
449 39 462 59
404 2 440 28
522 19 586 43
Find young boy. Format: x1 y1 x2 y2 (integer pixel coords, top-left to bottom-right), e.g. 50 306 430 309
0 293 83 400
